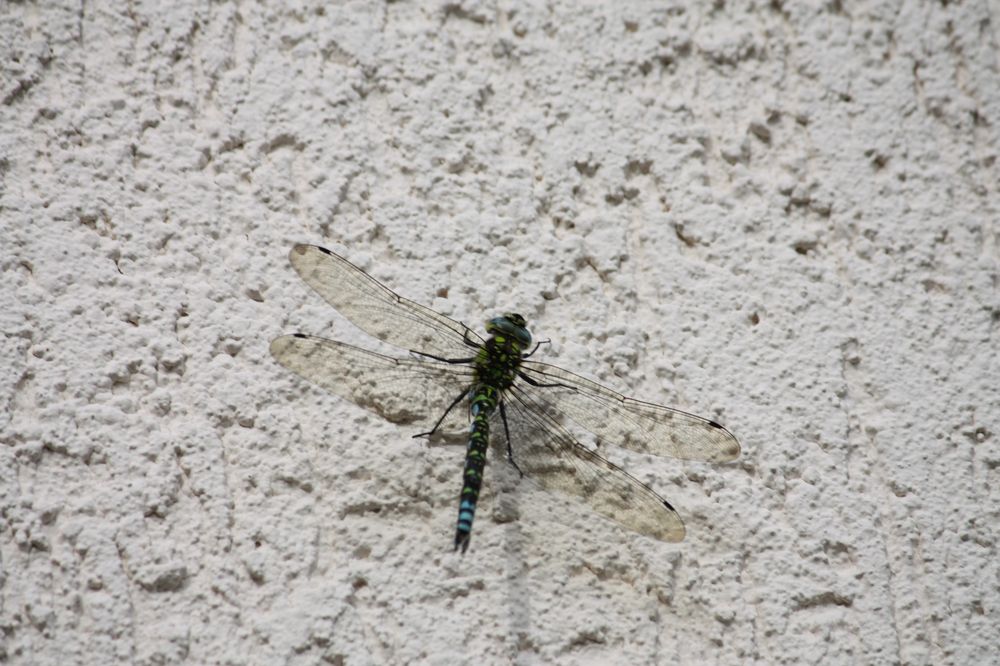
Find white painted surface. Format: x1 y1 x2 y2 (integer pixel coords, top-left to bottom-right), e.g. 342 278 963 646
2 2 997 664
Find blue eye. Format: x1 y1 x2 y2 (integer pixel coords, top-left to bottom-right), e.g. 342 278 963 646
487 314 532 347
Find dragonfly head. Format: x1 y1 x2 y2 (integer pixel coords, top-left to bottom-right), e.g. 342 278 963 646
487 313 532 348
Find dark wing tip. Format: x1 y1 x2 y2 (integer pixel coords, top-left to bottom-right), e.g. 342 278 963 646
708 420 742 461
657 500 687 541
270 333 310 358
723 433 742 459
316 245 334 255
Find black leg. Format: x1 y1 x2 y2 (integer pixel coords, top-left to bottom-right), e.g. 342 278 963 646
409 324 481 363
461 326 481 350
522 339 551 359
517 370 574 390
410 349 475 364
413 388 469 439
498 401 523 477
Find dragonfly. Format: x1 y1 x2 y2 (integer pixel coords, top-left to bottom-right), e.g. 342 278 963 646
270 244 740 553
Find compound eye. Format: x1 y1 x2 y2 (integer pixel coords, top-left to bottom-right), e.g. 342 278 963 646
507 313 526 327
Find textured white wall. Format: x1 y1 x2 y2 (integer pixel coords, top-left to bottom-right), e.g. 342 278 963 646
2 1 998 664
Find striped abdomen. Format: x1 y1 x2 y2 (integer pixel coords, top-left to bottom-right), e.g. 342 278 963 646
452 313 530 553
454 384 499 553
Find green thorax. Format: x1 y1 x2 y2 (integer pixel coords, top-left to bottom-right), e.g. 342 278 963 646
473 313 532 390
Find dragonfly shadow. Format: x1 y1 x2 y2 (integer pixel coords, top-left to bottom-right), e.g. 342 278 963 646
491 459 535 656
420 430 468 448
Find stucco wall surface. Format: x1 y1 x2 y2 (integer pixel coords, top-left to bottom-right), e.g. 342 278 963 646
2 1 998 664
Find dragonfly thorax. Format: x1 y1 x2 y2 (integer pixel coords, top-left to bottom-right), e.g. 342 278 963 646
474 314 530 391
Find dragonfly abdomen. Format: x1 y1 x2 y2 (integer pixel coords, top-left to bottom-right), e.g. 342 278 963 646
454 384 500 553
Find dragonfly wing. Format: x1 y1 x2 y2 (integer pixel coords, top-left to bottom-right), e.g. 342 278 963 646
495 383 686 542
518 361 740 462
287 244 484 359
271 334 473 434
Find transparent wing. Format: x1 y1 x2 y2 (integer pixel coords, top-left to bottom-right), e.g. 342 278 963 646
518 361 740 463
271 334 474 435
287 244 484 359
495 382 685 542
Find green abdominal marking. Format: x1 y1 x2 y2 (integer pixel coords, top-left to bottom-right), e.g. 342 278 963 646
455 385 496 552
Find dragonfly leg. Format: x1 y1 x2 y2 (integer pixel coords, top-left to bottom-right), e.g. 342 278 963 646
409 349 475 365
413 388 469 439
498 401 523 477
461 326 481 350
522 339 551 359
517 370 574 391
408 326 480 362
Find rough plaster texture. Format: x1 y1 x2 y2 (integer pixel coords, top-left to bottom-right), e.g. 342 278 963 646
2 1 998 664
